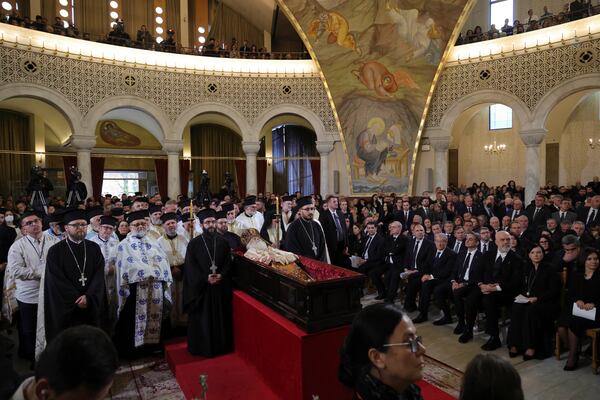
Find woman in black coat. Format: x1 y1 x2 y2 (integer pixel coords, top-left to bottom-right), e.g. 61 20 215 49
559 247 600 371
507 244 561 360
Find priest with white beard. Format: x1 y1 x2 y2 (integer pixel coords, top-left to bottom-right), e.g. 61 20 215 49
113 210 173 358
147 204 164 241
280 195 295 232
234 196 264 234
156 212 188 329
89 215 119 328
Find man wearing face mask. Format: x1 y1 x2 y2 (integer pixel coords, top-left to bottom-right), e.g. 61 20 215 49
234 196 264 234
113 210 173 358
183 208 233 357
0 208 17 325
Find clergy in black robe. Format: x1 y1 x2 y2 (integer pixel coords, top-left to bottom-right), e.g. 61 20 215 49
43 209 107 345
283 196 327 261
184 208 233 357
216 210 242 250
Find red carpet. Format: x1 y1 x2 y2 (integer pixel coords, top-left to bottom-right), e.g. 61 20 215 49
418 380 457 400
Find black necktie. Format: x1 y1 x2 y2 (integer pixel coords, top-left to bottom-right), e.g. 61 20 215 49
461 253 471 281
483 243 488 253
333 212 343 241
468 207 472 213
405 211 409 221
436 251 441 259
588 209 597 225
363 236 373 258
413 240 420 268
560 212 565 221
533 208 539 220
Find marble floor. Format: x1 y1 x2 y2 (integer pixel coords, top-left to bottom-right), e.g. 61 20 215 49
362 294 600 400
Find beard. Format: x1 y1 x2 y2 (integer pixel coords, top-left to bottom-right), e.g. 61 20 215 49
69 231 86 242
133 228 147 238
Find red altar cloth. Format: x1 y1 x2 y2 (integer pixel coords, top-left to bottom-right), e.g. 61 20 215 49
233 289 353 400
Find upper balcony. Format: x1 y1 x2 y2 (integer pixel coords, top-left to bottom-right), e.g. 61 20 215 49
0 22 318 77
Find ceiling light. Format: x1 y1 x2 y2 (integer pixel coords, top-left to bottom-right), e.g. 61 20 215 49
199 36 206 43
156 36 163 43
155 16 163 24
59 9 69 18
63 20 69 28
109 1 119 8
156 27 163 34
198 26 205 34
59 0 69 6
2 2 13 11
110 11 119 19
155 6 163 14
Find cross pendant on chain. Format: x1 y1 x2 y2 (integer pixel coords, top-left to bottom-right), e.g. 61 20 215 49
210 263 218 275
78 273 87 287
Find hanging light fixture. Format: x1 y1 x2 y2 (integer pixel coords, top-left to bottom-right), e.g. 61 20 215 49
484 140 507 154
588 137 600 149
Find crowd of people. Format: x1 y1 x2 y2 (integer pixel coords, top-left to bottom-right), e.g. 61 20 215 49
0 175 599 398
457 1 598 45
1 11 309 60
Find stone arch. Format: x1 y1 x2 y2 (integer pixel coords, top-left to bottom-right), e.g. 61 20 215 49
533 73 600 129
0 82 82 132
173 102 251 140
439 89 534 133
252 104 328 142
82 96 171 143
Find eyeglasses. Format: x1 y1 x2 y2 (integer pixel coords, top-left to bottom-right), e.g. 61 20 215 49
23 218 41 226
130 222 148 228
66 223 88 228
382 336 424 353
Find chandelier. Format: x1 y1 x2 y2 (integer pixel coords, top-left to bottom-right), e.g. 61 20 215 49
483 140 506 154
589 137 600 149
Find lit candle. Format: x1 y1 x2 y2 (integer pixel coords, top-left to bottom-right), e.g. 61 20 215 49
276 196 279 215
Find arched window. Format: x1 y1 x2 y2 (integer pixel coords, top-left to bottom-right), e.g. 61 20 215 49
489 104 512 130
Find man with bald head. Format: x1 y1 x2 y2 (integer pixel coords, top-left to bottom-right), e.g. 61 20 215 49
479 230 522 351
510 199 524 221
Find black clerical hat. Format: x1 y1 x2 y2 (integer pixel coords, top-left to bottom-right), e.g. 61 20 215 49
243 196 256 207
281 195 294 203
111 207 124 217
87 206 104 219
221 203 234 213
149 204 162 214
215 210 227 220
48 209 64 224
63 209 88 225
197 208 216 222
134 197 149 204
263 210 277 224
122 200 132 207
160 212 178 223
100 216 117 227
180 214 191 223
178 198 191 209
296 196 313 209
127 210 149 223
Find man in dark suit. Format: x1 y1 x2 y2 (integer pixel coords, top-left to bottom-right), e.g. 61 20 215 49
525 194 551 230
449 226 466 254
319 195 348 267
451 232 484 342
383 221 408 303
456 195 482 217
357 221 387 299
515 215 535 247
509 198 525 221
552 198 577 224
415 197 432 221
482 196 498 220
394 200 415 232
478 227 497 254
413 233 457 323
403 224 436 312
577 195 600 228
480 230 523 350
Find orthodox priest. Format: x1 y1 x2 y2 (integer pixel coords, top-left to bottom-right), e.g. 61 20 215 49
234 196 264 234
89 215 119 328
215 209 241 250
156 212 189 329
184 208 233 357
40 208 107 349
284 196 327 261
114 210 173 358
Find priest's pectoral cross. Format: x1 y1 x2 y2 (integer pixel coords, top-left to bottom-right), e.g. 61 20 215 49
312 244 318 255
78 273 87 287
210 263 218 275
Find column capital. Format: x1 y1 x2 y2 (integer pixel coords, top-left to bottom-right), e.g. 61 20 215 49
242 141 261 155
429 136 451 152
163 139 184 154
316 140 335 155
70 134 96 150
520 129 546 147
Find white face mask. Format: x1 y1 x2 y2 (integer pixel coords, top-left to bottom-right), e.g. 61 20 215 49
5 215 13 223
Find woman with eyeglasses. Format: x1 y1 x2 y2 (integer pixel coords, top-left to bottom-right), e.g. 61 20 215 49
339 303 426 400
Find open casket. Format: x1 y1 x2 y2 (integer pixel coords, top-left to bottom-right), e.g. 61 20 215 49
233 250 366 333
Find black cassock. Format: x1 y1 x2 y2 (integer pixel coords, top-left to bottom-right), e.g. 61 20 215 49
283 218 326 261
183 232 233 357
44 239 107 344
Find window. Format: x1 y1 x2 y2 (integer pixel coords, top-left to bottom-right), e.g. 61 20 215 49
101 171 146 196
489 104 512 130
490 0 513 30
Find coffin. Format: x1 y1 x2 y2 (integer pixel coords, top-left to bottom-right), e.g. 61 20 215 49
233 250 366 333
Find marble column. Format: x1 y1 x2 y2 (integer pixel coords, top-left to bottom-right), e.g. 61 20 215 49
429 137 450 190
520 129 546 204
70 135 96 199
316 140 335 196
163 140 184 200
242 141 261 196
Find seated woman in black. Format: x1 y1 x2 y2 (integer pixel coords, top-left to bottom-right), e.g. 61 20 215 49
558 247 600 370
339 303 425 400
507 244 561 360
